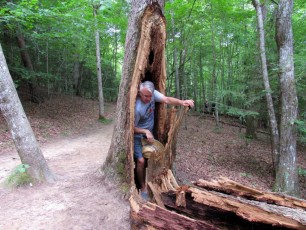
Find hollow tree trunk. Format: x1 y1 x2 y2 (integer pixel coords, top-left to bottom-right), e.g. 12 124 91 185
103 0 166 183
101 0 189 208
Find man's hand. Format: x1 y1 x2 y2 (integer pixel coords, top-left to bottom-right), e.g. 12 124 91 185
145 130 154 144
182 99 194 108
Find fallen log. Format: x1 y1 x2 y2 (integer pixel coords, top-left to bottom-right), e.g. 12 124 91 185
193 177 306 211
131 169 306 229
130 197 217 230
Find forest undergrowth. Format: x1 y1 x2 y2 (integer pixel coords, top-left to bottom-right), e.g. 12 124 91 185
1 94 306 199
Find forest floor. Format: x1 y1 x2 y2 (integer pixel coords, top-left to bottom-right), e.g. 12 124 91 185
0 94 306 229
0 95 130 230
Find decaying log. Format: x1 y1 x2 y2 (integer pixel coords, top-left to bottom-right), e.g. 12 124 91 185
150 171 306 229
188 186 306 229
193 177 306 211
130 197 217 230
133 169 306 229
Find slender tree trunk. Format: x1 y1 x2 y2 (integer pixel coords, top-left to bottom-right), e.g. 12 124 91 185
16 31 43 103
252 0 280 172
192 53 198 112
46 41 50 97
274 0 299 196
0 43 55 183
199 43 206 113
73 59 82 96
210 6 219 126
93 5 105 118
170 2 180 99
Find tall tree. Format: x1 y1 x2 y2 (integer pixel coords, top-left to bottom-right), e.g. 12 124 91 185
169 0 180 99
0 43 55 183
252 0 280 173
102 0 166 184
274 0 299 196
93 3 105 119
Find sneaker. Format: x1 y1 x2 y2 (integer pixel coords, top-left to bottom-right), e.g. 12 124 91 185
141 191 149 201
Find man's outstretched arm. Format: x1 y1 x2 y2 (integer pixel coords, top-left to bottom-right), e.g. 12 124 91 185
161 96 194 108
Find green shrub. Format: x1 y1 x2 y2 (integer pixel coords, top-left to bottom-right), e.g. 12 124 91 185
98 117 112 124
298 167 306 176
5 164 33 187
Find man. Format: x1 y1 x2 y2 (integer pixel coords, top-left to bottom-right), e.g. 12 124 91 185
134 81 194 200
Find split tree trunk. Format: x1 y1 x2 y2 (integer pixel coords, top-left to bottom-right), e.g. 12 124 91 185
103 0 166 183
103 0 186 199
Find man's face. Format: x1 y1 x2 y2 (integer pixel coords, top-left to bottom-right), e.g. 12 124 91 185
139 88 152 104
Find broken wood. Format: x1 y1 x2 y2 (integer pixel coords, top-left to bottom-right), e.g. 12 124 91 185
130 200 217 230
149 172 306 229
132 168 306 229
193 177 306 211
158 180 306 229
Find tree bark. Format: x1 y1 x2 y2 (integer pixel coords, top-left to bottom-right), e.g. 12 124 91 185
131 171 306 229
0 43 55 183
102 0 166 184
274 0 299 196
93 5 105 118
169 1 180 99
210 4 219 127
252 0 280 176
73 60 83 96
16 32 43 103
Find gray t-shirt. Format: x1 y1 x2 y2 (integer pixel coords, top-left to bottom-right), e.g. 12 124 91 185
134 90 164 138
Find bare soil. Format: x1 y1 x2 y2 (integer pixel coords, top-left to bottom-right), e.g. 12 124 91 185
0 96 130 230
0 95 306 230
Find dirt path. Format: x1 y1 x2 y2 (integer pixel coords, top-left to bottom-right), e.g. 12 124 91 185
0 122 130 230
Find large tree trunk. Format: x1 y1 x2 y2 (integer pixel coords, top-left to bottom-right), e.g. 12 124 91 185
102 0 166 183
252 0 279 172
274 0 299 196
0 43 55 183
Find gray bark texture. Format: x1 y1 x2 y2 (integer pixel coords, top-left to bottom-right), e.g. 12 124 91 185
274 0 299 196
94 6 105 118
252 0 280 172
0 43 55 183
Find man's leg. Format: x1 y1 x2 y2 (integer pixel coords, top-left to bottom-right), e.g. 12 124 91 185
136 157 146 192
134 137 148 200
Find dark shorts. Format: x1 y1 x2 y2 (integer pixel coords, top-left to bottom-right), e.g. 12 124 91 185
134 137 143 159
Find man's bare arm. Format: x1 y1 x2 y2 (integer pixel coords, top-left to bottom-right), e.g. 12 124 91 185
161 96 194 108
134 127 154 143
